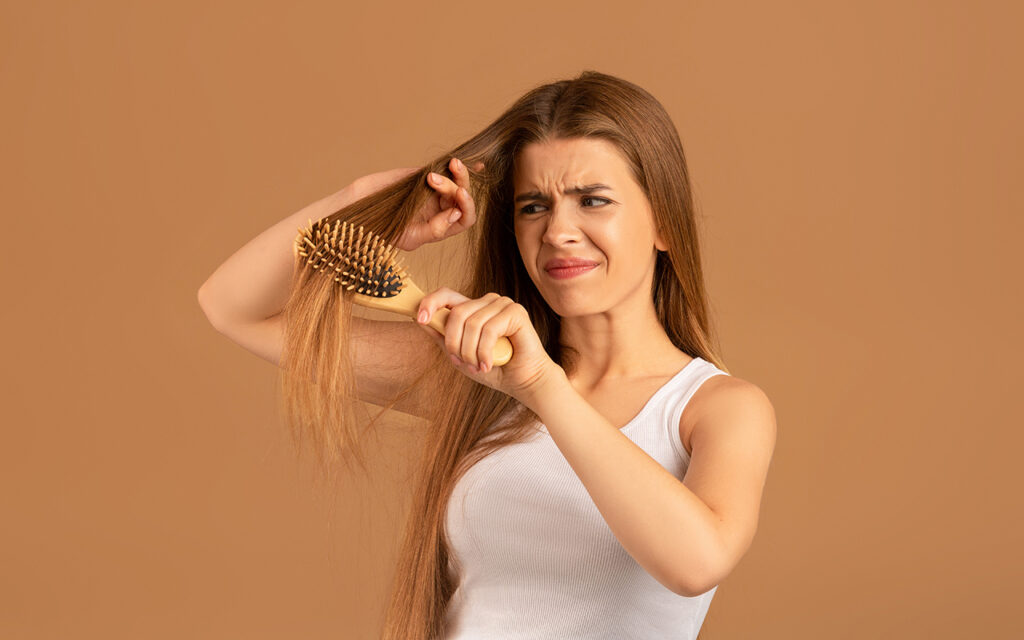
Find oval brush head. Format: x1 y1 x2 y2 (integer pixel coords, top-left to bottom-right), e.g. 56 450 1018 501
295 217 409 298
294 218 513 367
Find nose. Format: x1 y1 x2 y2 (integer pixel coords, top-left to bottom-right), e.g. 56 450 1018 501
541 202 583 247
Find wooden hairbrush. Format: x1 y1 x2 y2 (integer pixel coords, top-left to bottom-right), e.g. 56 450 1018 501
294 218 514 367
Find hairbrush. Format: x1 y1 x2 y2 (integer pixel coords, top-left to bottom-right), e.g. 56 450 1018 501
294 218 513 367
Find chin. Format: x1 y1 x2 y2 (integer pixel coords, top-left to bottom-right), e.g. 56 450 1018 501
541 296 597 319
531 279 601 318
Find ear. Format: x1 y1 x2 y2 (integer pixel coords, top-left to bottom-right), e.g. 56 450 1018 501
654 227 669 252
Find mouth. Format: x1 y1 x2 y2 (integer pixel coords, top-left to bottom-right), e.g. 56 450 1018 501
544 263 599 280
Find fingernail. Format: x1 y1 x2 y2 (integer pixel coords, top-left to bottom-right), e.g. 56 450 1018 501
448 209 462 223
450 354 460 365
429 172 441 184
453 158 462 169
417 309 427 323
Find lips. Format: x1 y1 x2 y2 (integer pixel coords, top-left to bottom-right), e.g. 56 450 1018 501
543 257 600 281
543 257 600 271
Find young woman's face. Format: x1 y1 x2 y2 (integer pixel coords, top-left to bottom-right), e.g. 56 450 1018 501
512 137 667 318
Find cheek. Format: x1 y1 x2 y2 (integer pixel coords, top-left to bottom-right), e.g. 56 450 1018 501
601 228 653 278
513 233 536 274
514 224 536 251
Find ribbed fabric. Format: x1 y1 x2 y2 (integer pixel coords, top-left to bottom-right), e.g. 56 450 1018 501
443 356 730 639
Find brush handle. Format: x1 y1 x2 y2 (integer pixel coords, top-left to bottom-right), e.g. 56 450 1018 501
426 307 514 367
352 278 514 367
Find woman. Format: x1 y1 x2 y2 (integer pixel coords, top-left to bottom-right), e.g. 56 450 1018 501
198 70 776 640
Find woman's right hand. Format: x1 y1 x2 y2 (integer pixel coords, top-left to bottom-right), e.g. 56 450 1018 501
355 157 483 252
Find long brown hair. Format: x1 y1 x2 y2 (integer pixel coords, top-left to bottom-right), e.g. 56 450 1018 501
277 70 728 639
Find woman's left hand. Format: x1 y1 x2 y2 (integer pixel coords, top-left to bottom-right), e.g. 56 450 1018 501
415 288 565 403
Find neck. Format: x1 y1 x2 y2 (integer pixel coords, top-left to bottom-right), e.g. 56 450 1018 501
558 294 683 389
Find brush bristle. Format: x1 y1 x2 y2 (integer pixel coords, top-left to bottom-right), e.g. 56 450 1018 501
294 219 408 298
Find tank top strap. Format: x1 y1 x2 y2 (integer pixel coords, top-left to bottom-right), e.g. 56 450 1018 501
663 357 731 463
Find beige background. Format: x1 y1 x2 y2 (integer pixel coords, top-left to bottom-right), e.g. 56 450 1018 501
2 1 1021 638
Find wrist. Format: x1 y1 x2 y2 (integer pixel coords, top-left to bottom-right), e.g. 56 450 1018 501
517 364 571 415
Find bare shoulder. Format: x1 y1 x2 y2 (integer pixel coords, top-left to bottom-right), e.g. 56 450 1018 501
680 374 776 457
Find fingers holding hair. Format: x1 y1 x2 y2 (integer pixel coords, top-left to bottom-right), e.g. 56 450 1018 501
448 157 481 229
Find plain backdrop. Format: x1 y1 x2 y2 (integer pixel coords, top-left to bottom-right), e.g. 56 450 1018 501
2 1 1021 638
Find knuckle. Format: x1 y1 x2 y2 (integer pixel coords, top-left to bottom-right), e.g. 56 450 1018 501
480 324 499 340
445 337 459 354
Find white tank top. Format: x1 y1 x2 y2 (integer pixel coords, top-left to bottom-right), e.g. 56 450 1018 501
443 356 730 639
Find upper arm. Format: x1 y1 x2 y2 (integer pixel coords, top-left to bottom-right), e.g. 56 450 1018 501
680 376 777 592
203 306 440 419
202 305 286 368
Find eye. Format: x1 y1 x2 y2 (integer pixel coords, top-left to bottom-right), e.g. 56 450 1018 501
581 196 611 208
518 196 611 215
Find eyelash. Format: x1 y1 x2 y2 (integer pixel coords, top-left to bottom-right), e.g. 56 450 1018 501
518 196 611 215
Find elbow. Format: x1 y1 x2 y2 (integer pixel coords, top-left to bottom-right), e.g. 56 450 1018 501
671 548 724 598
673 567 721 598
674 573 720 599
197 284 221 329
197 284 211 315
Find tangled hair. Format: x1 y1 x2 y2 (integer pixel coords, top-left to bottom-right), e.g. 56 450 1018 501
277 70 728 639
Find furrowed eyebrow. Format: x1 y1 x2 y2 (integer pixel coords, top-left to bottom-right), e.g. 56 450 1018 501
513 183 613 204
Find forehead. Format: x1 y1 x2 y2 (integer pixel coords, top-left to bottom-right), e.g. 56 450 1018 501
512 138 631 186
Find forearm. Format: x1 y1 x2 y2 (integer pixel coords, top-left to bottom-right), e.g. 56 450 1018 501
198 182 358 326
520 372 724 596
